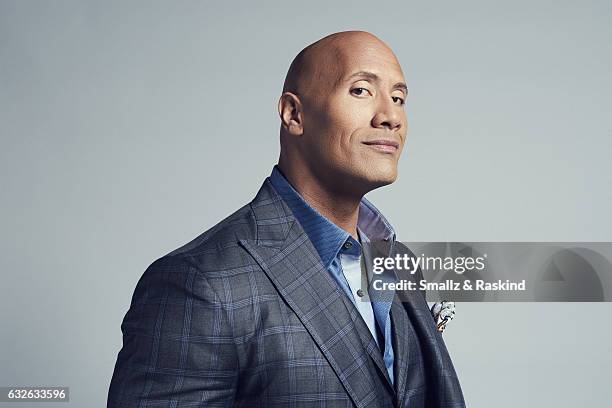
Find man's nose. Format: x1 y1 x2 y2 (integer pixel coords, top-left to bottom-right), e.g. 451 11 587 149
371 97 403 131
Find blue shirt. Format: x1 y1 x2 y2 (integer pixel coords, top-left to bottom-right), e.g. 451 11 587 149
269 166 397 384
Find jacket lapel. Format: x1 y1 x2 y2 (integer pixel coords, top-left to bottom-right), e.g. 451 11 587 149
238 181 465 407
238 180 395 408
391 243 466 407
390 296 410 404
371 240 465 407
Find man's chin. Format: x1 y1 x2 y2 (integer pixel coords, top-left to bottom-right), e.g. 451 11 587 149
369 163 398 184
324 163 398 196
356 167 398 192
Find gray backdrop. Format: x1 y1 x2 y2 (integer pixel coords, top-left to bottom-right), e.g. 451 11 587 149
1 1 611 406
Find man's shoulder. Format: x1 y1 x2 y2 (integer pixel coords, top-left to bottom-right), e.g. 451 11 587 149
170 203 255 254
157 201 259 274
140 177 294 286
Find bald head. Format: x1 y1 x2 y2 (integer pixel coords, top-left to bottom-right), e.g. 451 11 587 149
277 31 408 198
282 31 398 99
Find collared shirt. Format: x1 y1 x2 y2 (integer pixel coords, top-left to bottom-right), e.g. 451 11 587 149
269 165 396 384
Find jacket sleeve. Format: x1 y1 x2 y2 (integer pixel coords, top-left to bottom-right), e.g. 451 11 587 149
107 255 239 407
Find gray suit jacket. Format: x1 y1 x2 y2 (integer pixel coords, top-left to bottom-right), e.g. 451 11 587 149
108 179 465 407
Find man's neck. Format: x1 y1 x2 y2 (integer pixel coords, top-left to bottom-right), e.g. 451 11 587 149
277 163 362 239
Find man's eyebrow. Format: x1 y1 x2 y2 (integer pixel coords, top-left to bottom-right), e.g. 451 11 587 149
346 71 380 82
345 71 408 95
392 82 409 95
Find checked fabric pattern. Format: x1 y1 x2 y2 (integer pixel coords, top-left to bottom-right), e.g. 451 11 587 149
107 179 466 407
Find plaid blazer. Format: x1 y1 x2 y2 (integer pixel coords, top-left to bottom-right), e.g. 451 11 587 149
108 179 465 407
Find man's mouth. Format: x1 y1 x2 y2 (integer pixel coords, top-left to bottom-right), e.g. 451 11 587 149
362 139 400 153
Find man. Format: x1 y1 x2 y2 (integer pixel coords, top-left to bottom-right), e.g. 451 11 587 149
108 31 465 407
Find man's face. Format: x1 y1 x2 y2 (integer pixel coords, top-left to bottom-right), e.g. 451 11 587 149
299 37 408 194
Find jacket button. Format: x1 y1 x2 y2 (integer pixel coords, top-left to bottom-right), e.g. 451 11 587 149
356 289 364 297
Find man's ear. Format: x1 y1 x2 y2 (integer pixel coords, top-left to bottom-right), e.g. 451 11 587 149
278 92 304 136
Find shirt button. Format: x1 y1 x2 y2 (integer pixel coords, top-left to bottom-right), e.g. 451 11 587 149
343 241 353 249
356 289 364 297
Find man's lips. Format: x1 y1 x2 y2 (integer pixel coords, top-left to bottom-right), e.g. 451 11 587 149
362 139 400 153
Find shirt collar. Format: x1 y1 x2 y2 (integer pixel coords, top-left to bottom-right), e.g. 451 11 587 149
268 165 396 268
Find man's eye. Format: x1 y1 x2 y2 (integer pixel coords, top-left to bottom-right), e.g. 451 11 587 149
392 96 405 105
351 88 369 96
